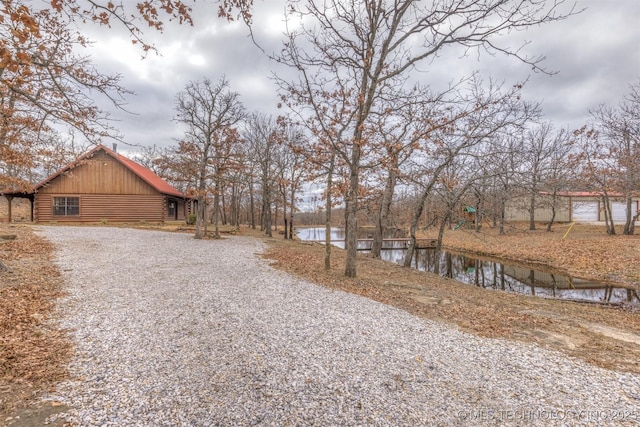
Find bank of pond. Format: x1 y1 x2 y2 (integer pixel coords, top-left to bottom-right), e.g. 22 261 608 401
296 227 639 307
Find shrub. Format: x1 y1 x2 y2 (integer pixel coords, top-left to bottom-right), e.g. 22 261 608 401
187 214 197 225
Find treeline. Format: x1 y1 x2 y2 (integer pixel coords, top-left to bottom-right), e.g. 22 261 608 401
129 75 638 250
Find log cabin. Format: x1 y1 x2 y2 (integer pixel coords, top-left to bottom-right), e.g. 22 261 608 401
1 145 188 223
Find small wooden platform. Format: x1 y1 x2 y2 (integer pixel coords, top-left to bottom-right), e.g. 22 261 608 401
308 238 438 250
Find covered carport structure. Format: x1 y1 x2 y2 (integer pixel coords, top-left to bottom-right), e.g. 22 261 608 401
1 191 34 223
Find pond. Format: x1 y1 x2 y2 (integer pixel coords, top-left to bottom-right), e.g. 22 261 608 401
296 227 639 306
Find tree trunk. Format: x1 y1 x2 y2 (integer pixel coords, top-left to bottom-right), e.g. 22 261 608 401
546 192 558 232
6 196 12 224
274 202 279 235
492 197 498 228
289 218 293 240
194 162 208 239
623 195 633 235
629 211 639 235
195 196 204 239
230 184 240 227
250 184 256 229
405 189 447 268
344 164 359 278
499 198 506 235
289 180 296 240
529 192 536 230
371 168 396 258
203 201 208 237
262 183 272 237
282 198 288 239
404 192 429 268
403 159 451 267
474 190 483 232
213 181 221 239
371 213 384 258
233 188 242 227
602 195 616 235
433 213 449 275
324 156 334 271
221 187 227 225
229 185 236 227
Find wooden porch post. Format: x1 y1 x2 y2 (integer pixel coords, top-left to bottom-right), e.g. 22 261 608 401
29 196 34 222
6 195 12 223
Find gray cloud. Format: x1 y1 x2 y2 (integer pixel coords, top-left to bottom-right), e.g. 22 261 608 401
81 0 639 148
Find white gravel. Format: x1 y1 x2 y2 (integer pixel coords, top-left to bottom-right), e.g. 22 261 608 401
38 226 640 426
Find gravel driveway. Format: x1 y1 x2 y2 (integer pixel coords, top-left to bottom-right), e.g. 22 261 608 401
39 226 640 426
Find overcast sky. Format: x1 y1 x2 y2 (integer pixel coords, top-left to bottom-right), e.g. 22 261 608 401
83 0 640 152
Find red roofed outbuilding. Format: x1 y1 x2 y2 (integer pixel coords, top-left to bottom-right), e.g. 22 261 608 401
2 144 189 223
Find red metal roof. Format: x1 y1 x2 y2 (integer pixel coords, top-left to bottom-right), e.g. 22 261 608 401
33 144 185 198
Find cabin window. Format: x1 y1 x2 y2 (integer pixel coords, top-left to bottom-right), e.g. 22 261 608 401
53 197 80 216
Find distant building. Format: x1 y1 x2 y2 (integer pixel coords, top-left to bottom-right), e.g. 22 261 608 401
505 191 640 223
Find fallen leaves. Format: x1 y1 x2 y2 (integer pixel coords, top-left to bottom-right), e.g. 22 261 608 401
0 224 71 418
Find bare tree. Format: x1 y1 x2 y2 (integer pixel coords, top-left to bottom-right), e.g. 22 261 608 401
0 1 128 191
244 113 279 237
225 141 253 227
431 155 482 274
403 79 539 266
590 80 640 235
369 91 430 258
131 145 174 177
519 122 557 231
492 134 526 235
210 127 243 237
50 0 254 53
292 136 342 270
173 77 245 239
573 128 618 235
277 0 577 277
273 121 308 239
541 128 575 231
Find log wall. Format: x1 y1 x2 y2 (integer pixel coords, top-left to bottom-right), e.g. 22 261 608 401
35 194 166 223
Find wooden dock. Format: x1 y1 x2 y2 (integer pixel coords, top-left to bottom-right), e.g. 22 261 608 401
307 238 438 250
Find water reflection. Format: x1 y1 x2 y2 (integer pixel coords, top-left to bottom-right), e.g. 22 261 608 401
296 227 639 305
